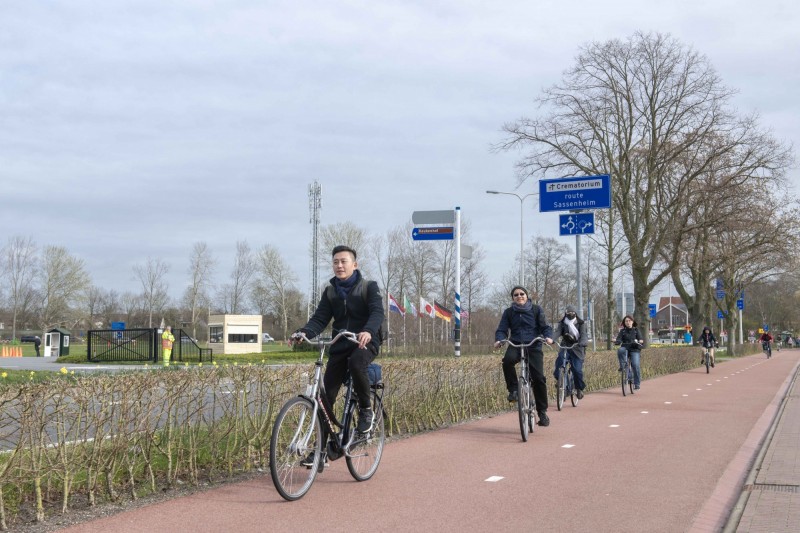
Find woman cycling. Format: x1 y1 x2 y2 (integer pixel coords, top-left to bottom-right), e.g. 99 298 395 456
698 326 717 367
615 315 644 390
552 305 588 399
493 286 554 427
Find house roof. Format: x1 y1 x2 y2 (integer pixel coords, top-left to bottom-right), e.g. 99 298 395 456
658 296 687 312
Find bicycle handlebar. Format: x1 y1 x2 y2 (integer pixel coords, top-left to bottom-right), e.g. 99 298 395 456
498 336 553 349
291 330 359 346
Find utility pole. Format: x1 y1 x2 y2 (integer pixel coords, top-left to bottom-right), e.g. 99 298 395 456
308 181 322 319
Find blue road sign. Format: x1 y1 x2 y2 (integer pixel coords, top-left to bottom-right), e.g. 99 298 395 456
412 226 454 241
539 174 611 213
111 322 126 330
716 290 725 299
764 324 770 332
648 303 657 318
717 310 727 319
559 213 595 235
736 299 744 310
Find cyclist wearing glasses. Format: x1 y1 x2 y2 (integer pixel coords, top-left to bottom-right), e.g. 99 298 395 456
615 315 644 390
698 326 718 367
293 245 385 436
553 305 588 399
494 286 554 426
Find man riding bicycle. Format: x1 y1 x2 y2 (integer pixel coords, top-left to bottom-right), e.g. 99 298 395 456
493 286 554 427
759 331 774 354
552 305 588 399
292 245 385 457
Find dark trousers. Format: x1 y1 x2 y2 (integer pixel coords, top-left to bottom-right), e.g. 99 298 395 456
553 350 586 391
502 346 549 413
324 346 376 411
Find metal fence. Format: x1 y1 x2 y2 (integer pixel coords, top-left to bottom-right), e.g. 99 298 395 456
87 328 213 363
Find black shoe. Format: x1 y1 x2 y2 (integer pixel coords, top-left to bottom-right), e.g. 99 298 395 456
537 412 550 426
507 390 518 402
301 452 327 472
711 361 715 368
356 407 374 434
576 389 584 400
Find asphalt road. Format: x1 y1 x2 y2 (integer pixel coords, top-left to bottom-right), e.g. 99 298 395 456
55 350 799 533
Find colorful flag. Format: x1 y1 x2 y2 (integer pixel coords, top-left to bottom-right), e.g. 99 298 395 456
420 297 436 318
404 294 417 317
388 293 405 316
434 300 453 322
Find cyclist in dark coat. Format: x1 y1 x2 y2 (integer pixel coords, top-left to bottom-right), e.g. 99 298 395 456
698 326 718 367
494 285 554 426
553 305 589 399
615 315 644 390
294 245 385 436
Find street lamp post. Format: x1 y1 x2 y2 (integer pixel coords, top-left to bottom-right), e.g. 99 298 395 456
486 190 538 287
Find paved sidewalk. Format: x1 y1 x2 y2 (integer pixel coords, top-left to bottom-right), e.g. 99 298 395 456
729 357 800 532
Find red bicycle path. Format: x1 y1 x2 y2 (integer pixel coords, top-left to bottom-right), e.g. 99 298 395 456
61 350 800 533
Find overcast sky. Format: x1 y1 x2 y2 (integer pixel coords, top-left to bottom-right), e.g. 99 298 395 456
2 0 798 305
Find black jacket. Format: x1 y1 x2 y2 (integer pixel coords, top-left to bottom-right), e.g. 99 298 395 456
615 326 643 350
698 330 717 348
556 318 588 360
301 271 385 355
495 304 553 348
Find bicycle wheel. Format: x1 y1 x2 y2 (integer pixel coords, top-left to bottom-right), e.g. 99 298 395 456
556 367 565 411
269 397 322 501
346 392 386 481
705 352 710 373
621 363 628 397
628 367 635 395
569 370 579 407
518 378 531 442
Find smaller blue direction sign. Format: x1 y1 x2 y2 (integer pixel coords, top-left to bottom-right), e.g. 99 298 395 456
717 310 727 319
559 213 595 235
412 227 454 241
736 299 744 310
648 303 657 318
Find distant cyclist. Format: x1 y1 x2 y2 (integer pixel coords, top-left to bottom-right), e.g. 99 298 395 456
494 286 554 427
552 305 589 399
615 315 644 390
759 331 774 355
698 326 718 367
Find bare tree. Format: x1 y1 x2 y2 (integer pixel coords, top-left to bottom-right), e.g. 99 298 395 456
133 257 170 328
252 244 299 339
183 242 215 340
497 31 793 330
1 236 38 339
37 246 91 332
320 222 369 274
120 292 141 326
227 241 255 314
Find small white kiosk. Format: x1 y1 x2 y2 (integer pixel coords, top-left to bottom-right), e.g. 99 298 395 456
208 315 262 355
45 327 71 358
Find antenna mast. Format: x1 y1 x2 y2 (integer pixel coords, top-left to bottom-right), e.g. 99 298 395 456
308 180 322 318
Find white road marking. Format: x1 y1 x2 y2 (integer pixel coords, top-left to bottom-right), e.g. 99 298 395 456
641 411 649 414
562 444 575 448
682 394 689 397
609 424 620 428
485 476 504 482
664 401 672 405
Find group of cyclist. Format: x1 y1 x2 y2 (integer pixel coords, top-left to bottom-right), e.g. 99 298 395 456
292 243 739 456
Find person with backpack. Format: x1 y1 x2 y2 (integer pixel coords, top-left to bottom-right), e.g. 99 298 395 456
493 286 554 427
293 245 385 439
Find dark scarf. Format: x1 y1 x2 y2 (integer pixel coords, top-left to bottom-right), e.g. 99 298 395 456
333 270 361 300
512 300 533 312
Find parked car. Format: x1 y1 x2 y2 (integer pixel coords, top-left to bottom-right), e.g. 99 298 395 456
20 335 40 343
263 333 275 343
